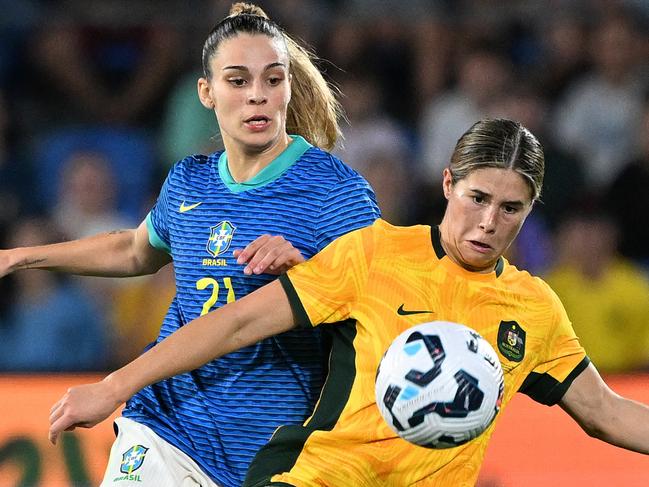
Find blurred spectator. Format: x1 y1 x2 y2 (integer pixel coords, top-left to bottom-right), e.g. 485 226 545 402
0 218 109 371
551 10 647 189
419 47 512 183
323 12 417 126
534 9 591 100
0 0 42 93
159 71 221 166
110 264 175 366
334 73 414 224
606 99 649 269
52 150 133 239
32 0 181 129
486 86 587 229
411 17 454 109
33 126 157 221
545 201 649 373
0 90 38 234
335 74 411 173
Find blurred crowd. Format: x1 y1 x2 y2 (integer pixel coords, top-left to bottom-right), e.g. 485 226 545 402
1 0 649 374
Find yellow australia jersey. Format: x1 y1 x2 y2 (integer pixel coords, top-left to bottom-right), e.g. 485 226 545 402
245 219 588 487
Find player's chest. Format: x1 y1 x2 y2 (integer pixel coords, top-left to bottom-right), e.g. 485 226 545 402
166 191 315 266
360 273 545 377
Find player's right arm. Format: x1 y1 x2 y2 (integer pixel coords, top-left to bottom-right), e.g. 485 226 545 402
48 277 296 444
0 220 171 278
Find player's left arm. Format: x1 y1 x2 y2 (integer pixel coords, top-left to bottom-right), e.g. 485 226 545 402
560 362 649 454
48 279 295 444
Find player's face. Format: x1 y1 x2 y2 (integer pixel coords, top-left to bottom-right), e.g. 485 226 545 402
199 33 291 154
440 167 534 273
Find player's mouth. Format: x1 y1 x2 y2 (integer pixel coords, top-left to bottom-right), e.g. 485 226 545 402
468 240 493 254
244 115 271 131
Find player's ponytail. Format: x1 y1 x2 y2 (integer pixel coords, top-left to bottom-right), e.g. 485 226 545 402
283 34 342 151
202 2 343 150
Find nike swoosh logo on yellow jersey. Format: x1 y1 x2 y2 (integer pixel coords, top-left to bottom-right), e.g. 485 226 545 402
179 201 202 213
397 304 434 316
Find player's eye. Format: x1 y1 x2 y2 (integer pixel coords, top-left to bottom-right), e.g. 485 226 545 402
267 76 283 86
472 195 485 205
503 205 518 214
228 78 246 87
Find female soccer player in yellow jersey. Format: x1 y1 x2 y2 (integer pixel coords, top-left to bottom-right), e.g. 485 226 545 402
49 119 649 487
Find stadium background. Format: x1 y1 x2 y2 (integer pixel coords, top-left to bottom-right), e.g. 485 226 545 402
1 0 649 485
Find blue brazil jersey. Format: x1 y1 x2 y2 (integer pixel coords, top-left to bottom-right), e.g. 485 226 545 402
122 136 380 486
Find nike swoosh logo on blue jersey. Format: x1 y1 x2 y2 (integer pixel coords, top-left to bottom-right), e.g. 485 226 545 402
397 304 434 315
179 201 202 213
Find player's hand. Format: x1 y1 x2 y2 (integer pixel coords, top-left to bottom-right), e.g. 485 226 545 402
233 234 305 275
48 379 123 445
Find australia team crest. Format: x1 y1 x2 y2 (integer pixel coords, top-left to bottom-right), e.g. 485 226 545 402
497 320 526 362
207 221 236 257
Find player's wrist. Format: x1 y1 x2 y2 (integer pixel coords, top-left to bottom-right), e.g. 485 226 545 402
103 370 135 405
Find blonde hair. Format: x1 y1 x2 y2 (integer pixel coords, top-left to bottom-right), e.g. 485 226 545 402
202 3 342 150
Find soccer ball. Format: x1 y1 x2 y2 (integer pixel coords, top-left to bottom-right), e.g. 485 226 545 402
375 321 504 449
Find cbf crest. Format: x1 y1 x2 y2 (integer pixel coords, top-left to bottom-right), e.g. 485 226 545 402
120 444 149 474
207 221 236 257
497 320 526 362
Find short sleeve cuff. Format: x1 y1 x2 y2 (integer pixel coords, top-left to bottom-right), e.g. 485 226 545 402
519 356 591 406
145 212 171 255
279 274 312 329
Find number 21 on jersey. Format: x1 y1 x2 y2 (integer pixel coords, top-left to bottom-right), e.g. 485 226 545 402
196 277 236 316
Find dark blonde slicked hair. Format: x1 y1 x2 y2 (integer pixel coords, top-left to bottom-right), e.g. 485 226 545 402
449 118 545 201
202 2 342 150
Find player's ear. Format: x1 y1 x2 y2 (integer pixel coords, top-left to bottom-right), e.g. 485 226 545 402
442 168 453 199
287 73 293 103
197 78 216 110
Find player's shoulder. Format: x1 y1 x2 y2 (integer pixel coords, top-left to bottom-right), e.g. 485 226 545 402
164 152 218 186
300 146 367 183
369 219 430 238
500 260 560 306
348 219 432 254
168 152 216 176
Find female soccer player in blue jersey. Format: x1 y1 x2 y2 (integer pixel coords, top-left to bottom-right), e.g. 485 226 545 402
1 3 380 486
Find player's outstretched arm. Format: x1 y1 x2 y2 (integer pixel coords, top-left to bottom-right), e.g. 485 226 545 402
48 278 295 444
0 220 170 279
233 234 305 275
560 363 649 454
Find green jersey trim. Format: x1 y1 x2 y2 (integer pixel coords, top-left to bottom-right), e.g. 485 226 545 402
145 213 171 255
218 135 312 193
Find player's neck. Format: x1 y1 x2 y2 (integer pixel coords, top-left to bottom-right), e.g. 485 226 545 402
224 134 292 183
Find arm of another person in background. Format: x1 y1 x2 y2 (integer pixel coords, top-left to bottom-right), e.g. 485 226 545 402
0 220 171 278
560 362 649 454
48 278 294 444
232 234 305 275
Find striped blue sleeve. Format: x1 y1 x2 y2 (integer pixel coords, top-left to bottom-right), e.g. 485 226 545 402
146 166 175 254
315 176 381 250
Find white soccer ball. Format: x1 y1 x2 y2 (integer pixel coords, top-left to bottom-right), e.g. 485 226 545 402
375 321 504 449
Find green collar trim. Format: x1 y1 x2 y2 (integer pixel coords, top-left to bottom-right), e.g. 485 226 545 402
218 135 311 193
